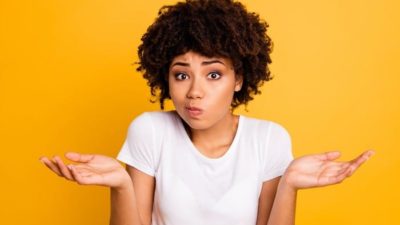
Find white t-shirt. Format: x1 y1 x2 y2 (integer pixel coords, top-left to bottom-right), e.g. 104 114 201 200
117 111 293 225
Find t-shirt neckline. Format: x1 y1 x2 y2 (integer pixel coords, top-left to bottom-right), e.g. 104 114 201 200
175 112 244 163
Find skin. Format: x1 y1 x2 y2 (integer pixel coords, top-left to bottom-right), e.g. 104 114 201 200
168 51 243 157
40 51 375 225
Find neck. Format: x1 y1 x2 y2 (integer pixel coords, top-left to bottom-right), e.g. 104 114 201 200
184 112 240 158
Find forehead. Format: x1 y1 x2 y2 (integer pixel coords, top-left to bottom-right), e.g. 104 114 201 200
171 51 232 66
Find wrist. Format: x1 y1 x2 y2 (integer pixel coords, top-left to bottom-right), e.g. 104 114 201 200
112 170 133 192
279 173 298 193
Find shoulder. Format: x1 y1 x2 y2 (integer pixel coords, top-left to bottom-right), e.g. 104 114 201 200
240 115 291 140
129 110 178 127
127 110 180 136
243 116 293 181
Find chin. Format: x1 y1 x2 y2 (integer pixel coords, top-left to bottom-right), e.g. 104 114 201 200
179 115 211 131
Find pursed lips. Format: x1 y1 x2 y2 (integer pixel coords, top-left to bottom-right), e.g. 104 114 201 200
185 106 203 117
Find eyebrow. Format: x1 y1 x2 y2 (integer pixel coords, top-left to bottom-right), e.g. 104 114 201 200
170 59 225 68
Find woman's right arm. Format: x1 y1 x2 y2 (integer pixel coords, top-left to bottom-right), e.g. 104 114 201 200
111 166 155 225
40 152 154 225
109 172 142 225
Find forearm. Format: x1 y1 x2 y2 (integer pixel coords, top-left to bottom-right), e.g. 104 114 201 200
110 181 142 225
267 177 297 225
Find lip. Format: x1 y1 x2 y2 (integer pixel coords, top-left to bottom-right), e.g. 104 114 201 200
185 106 203 117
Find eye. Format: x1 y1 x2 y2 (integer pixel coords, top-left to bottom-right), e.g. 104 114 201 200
208 72 221 80
175 73 188 80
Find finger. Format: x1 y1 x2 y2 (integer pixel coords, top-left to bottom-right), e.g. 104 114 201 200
318 151 341 161
334 165 353 177
320 162 349 177
340 162 351 169
319 169 349 186
351 150 375 164
318 161 353 185
360 150 375 162
332 170 349 184
71 164 98 174
318 151 375 186
65 152 95 163
39 156 62 177
329 161 351 172
339 163 352 174
69 166 100 185
69 165 86 184
70 166 95 176
68 164 81 182
53 156 74 180
324 161 349 169
347 150 375 174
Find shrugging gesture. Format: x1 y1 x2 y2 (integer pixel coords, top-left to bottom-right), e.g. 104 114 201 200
39 152 131 189
283 150 375 190
265 150 375 225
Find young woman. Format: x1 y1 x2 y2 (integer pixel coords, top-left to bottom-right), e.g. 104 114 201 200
40 0 374 225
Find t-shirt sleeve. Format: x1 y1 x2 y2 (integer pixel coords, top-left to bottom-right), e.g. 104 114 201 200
116 112 158 177
261 121 294 182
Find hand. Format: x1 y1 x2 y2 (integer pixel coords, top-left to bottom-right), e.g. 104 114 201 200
39 152 131 189
282 150 375 190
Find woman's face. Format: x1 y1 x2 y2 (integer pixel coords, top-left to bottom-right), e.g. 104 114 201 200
168 51 242 130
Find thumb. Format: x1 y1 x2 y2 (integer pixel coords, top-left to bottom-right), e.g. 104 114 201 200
318 151 341 161
65 152 94 163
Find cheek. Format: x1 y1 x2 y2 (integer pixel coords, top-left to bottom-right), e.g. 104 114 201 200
168 82 185 103
209 83 235 104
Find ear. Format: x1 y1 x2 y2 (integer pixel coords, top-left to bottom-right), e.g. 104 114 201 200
234 75 243 92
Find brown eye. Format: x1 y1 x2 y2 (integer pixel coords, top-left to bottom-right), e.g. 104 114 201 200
208 72 221 80
175 73 188 80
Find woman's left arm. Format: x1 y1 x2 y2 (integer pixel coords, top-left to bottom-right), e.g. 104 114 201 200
257 150 374 225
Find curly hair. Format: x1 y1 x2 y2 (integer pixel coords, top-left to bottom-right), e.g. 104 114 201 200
137 0 273 110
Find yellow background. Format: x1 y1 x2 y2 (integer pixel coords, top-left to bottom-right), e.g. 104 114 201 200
1 0 399 224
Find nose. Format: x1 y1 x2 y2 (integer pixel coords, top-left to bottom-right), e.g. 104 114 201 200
186 77 204 99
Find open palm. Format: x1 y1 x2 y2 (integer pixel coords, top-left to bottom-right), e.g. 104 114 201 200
284 150 374 189
40 152 130 188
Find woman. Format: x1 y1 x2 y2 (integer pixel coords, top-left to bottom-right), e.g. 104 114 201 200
39 0 374 225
